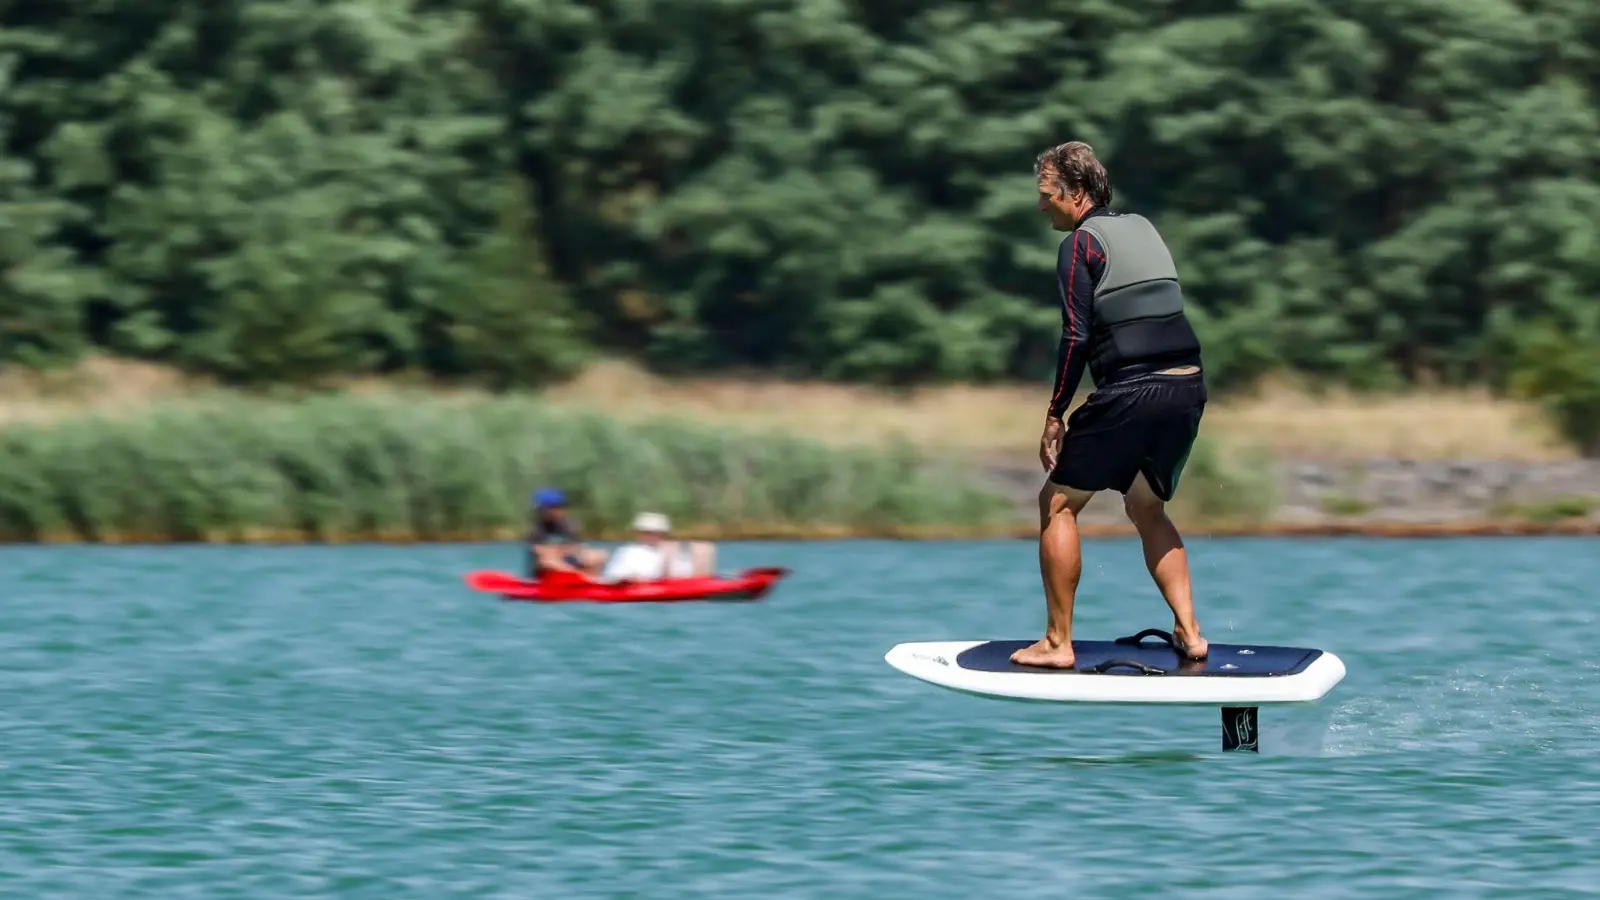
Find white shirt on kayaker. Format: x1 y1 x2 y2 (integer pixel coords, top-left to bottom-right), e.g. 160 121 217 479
600 512 694 582
602 543 694 581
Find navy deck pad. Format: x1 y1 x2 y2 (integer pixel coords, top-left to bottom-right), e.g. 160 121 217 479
955 630 1322 678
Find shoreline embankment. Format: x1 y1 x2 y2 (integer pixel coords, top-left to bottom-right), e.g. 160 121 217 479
1 388 1595 546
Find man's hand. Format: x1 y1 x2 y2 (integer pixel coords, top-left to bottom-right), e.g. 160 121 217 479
1039 417 1065 472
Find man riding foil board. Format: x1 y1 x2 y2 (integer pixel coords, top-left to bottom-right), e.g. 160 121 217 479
1014 141 1210 669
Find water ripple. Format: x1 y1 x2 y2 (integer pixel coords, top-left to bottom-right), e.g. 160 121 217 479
1 538 1597 898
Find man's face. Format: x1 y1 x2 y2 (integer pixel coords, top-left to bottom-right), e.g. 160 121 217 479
1037 169 1090 231
636 529 664 547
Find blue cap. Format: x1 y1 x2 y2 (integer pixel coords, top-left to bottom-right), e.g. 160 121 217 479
532 487 567 508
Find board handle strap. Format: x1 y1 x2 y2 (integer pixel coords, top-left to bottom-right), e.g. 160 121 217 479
1114 628 1176 648
1081 659 1170 676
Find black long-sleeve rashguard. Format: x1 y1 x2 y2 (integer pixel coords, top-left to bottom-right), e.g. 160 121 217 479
1046 227 1105 420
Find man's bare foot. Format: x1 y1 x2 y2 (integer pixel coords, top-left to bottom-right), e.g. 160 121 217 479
1173 625 1208 660
1010 638 1076 668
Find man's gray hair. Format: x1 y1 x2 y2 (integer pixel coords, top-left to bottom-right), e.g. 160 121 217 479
1034 141 1113 208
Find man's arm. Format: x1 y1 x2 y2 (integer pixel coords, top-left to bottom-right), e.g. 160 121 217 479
1046 230 1103 421
528 518 581 573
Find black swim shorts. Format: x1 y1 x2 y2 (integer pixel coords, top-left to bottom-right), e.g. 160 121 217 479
1048 371 1207 502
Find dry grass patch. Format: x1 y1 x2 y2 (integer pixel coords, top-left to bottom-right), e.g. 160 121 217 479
0 357 200 426
1199 378 1569 461
0 357 1572 462
540 361 1046 458
543 362 1571 462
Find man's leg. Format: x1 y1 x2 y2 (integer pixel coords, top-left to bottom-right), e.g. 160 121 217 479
1010 481 1096 668
1123 473 1207 658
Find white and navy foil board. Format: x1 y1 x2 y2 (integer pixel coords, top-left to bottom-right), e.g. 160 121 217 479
884 628 1346 707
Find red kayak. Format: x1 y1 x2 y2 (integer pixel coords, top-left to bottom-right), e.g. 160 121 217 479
463 567 789 603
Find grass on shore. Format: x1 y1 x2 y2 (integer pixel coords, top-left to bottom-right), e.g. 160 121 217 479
541 363 1574 462
3 360 1593 543
0 358 1574 463
0 391 1013 544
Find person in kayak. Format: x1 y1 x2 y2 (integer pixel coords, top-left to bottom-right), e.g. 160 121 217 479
1014 140 1210 669
600 512 716 582
525 488 607 578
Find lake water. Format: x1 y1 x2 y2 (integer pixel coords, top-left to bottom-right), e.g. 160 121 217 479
1 538 1597 898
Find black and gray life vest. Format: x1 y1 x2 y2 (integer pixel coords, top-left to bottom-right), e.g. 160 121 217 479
1075 211 1203 379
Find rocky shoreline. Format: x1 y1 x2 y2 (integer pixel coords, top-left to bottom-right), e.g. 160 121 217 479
983 458 1600 534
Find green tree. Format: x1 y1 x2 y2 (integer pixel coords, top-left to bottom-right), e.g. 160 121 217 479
412 176 590 388
0 54 99 368
1503 311 1600 457
2 0 1600 392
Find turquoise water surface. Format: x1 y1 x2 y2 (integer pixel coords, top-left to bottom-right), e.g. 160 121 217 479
2 538 1597 897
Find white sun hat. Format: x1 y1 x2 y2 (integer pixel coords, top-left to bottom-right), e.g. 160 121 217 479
631 511 671 533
